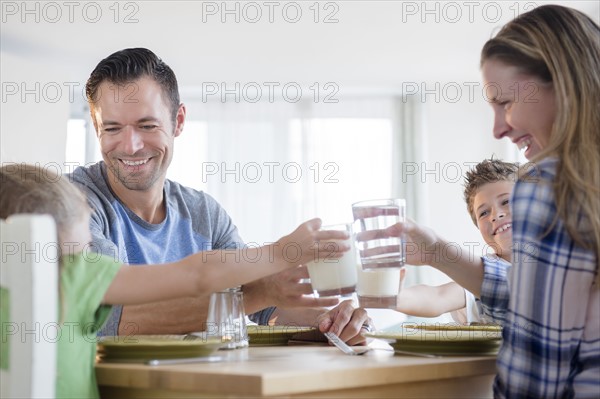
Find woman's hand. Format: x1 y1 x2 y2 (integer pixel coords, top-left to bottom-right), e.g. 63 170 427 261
355 218 443 267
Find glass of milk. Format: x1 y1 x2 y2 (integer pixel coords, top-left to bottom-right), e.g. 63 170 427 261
306 223 358 297
356 264 404 309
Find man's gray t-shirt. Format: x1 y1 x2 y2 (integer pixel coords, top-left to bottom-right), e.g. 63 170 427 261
70 161 274 335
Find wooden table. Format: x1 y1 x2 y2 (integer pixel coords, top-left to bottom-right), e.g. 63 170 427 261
96 345 496 398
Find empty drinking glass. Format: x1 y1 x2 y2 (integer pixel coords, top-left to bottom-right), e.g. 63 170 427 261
205 287 248 349
352 198 406 269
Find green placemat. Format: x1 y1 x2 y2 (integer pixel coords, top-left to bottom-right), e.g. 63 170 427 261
97 335 227 361
365 325 501 356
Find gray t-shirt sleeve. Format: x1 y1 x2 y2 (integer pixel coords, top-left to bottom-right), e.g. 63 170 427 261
89 227 122 336
70 167 124 336
248 307 276 325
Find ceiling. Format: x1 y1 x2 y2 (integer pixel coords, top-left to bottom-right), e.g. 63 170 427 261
2 1 599 92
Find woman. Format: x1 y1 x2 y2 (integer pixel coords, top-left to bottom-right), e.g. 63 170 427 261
480 5 599 397
395 5 599 397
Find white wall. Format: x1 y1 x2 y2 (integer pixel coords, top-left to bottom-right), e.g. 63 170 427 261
418 87 519 285
2 0 595 169
0 53 70 165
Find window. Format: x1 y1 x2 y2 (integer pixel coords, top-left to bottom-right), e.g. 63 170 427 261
167 121 208 189
65 119 87 167
65 115 100 169
66 97 414 245
290 118 394 226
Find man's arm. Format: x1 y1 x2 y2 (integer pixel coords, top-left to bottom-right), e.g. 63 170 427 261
114 222 350 334
118 276 367 341
117 267 327 335
117 293 280 335
242 265 339 311
117 294 329 335
118 297 209 335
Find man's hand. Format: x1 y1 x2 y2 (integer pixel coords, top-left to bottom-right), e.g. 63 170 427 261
316 300 372 346
242 265 340 313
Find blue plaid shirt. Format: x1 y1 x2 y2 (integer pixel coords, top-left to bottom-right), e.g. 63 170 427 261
481 158 599 398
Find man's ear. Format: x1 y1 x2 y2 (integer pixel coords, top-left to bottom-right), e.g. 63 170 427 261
174 103 186 137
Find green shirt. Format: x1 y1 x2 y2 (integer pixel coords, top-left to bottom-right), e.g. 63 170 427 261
56 253 120 399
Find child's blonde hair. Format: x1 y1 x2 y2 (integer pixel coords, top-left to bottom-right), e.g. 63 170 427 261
1 163 90 322
463 159 519 225
0 163 89 246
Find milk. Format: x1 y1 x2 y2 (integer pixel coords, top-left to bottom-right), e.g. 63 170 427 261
356 263 401 308
307 236 358 297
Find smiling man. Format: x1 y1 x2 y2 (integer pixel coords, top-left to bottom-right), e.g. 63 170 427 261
70 48 370 344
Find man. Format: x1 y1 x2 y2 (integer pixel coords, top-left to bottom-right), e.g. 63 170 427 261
71 48 370 344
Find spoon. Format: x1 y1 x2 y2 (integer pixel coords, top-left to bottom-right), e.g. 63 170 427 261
324 331 440 358
324 331 370 355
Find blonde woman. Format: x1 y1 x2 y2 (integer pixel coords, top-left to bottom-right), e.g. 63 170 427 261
479 5 600 397
386 5 598 397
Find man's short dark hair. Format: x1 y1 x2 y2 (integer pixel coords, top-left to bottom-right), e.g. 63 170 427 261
86 48 180 125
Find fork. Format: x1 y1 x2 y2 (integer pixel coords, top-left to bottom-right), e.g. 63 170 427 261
324 331 370 355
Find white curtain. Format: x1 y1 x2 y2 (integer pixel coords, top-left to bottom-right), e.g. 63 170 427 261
175 96 424 247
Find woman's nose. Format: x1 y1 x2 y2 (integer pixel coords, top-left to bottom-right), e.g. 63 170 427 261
492 108 512 140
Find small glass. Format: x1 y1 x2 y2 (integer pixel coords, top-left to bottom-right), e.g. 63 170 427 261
352 198 406 269
356 264 405 309
306 223 357 297
205 287 248 349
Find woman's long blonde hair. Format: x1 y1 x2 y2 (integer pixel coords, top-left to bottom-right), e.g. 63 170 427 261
481 5 600 277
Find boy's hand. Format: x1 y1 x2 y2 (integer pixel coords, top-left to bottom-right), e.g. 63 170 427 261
275 218 350 267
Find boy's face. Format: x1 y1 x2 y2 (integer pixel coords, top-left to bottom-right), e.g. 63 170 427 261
472 180 514 261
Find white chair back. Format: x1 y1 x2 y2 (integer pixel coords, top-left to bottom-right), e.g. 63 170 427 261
1 214 58 398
